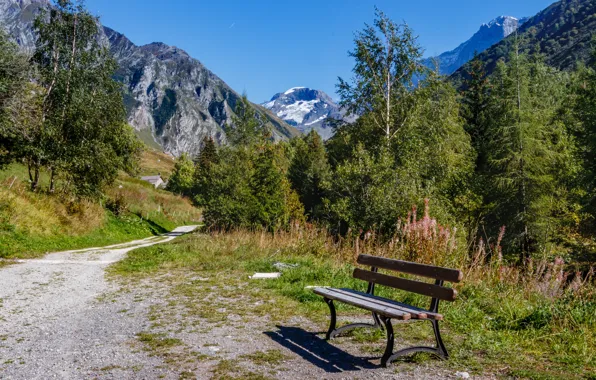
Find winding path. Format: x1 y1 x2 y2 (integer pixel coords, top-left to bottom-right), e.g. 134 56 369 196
0 226 198 379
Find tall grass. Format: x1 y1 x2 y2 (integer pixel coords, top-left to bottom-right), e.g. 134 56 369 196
0 160 201 258
114 215 596 377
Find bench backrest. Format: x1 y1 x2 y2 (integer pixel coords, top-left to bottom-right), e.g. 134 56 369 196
354 254 463 302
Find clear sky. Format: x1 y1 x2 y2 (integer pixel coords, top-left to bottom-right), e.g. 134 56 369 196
84 0 555 103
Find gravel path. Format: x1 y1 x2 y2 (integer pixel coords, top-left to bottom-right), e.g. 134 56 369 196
0 226 198 379
0 226 482 379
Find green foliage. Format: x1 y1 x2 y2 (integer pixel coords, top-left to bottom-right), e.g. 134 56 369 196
195 143 303 231
325 145 412 235
19 0 142 196
288 131 330 220
327 11 473 236
482 47 579 258
0 29 31 168
167 153 194 196
336 7 423 146
574 41 596 217
461 54 491 169
226 93 268 146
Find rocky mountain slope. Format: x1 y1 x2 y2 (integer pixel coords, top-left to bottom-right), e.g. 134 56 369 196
423 15 527 75
452 0 596 82
0 0 299 156
262 87 342 139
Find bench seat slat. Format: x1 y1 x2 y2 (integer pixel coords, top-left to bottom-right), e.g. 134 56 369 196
331 288 444 321
353 268 458 301
313 287 412 320
357 254 463 283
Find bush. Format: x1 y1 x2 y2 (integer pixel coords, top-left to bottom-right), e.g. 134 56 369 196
105 193 128 216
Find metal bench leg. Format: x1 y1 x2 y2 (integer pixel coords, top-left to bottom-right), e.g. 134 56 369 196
432 320 449 358
323 299 383 340
380 316 394 367
383 320 449 365
324 298 336 340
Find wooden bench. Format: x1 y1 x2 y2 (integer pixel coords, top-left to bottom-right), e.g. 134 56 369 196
312 254 463 367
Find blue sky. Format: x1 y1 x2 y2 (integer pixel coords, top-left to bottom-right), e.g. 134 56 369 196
85 0 554 103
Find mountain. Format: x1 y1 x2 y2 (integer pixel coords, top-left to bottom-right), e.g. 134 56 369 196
262 87 341 140
452 0 596 82
423 16 528 75
0 0 299 156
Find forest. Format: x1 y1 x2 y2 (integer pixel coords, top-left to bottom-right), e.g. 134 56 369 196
166 10 596 270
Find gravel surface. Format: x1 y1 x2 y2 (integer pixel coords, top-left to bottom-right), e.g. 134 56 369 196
0 226 486 379
0 226 198 380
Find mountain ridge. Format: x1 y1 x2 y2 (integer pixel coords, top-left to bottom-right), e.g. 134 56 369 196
262 87 342 140
0 0 299 156
423 15 527 75
451 0 596 82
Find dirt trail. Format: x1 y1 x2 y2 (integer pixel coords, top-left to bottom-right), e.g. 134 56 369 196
0 226 198 379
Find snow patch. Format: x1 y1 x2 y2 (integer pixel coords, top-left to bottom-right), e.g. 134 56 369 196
276 99 320 124
263 100 276 109
284 87 306 95
304 116 326 126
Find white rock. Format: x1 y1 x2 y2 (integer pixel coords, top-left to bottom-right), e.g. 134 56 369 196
456 371 470 379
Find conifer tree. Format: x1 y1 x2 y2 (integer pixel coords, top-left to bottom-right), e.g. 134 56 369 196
485 46 575 259
288 131 330 219
226 94 266 146
575 42 596 215
167 153 195 196
196 136 218 168
461 53 491 169
193 136 218 204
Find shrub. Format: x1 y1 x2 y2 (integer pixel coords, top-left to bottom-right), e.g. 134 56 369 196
105 193 128 216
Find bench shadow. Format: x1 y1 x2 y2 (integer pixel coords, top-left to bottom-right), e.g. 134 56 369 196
264 325 378 373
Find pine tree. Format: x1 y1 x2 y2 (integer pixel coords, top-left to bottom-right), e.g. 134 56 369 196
193 136 218 204
288 131 330 219
196 136 218 168
575 41 596 215
250 145 286 228
461 53 491 170
167 153 195 196
485 46 575 259
226 94 266 146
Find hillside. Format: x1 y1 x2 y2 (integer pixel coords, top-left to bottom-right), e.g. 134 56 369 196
452 0 596 81
0 0 300 156
423 16 527 75
0 149 202 258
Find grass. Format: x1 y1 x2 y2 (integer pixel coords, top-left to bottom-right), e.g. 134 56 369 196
111 229 596 379
0 149 201 258
240 350 290 366
138 149 176 178
137 332 183 350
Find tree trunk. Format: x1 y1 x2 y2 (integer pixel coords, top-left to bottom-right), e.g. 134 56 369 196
27 160 34 183
49 168 56 193
31 166 40 192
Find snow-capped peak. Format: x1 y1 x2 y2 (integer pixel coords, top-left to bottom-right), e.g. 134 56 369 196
262 87 342 139
284 87 306 95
